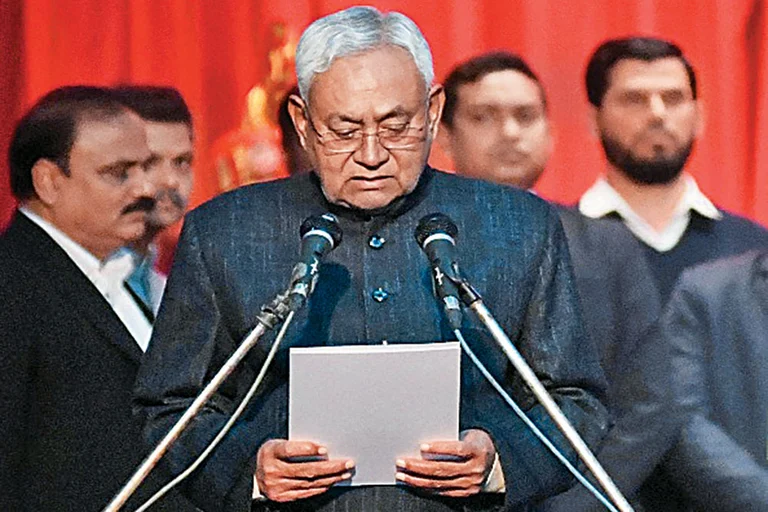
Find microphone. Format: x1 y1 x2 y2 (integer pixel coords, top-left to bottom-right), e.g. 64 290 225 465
414 213 463 330
288 213 343 310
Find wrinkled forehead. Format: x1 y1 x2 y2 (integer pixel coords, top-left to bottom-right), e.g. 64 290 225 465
306 46 429 121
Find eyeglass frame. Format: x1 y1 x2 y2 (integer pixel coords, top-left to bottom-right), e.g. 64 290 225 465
303 106 432 155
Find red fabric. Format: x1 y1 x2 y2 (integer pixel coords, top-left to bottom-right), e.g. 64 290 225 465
3 0 768 233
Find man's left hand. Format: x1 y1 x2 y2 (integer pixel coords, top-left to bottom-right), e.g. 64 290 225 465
395 429 497 497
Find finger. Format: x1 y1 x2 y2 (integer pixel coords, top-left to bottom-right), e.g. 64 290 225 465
283 459 355 480
290 470 353 489
395 471 484 491
397 457 478 479
269 487 332 503
275 440 328 460
420 441 468 458
260 470 352 500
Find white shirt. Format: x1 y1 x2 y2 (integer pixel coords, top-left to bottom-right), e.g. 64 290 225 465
20 207 153 351
579 175 722 252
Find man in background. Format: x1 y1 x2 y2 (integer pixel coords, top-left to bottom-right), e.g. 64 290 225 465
440 51 659 394
113 85 195 313
440 51 684 512
0 86 197 511
657 250 768 510
579 37 768 301
547 36 768 511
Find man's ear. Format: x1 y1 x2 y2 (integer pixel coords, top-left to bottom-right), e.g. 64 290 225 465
588 105 601 139
288 94 310 150
427 84 446 140
31 159 66 206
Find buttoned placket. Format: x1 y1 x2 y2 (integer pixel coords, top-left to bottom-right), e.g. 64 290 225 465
362 218 396 344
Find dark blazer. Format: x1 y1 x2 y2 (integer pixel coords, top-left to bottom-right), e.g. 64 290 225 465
662 250 768 510
0 212 197 512
541 210 677 512
135 168 609 512
557 207 661 393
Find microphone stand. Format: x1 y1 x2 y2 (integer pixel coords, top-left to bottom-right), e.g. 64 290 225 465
453 278 634 512
102 291 293 512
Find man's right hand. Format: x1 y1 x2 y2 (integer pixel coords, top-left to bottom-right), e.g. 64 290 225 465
255 439 355 502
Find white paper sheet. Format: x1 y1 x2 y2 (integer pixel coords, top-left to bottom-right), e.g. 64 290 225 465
289 342 460 485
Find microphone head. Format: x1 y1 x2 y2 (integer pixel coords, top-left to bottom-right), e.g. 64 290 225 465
300 213 343 248
414 213 458 248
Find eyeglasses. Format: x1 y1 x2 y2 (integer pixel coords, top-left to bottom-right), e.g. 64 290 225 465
306 113 428 155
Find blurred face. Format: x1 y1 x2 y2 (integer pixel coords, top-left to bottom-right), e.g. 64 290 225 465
443 70 551 189
47 113 154 259
595 58 700 185
291 46 444 211
144 121 194 228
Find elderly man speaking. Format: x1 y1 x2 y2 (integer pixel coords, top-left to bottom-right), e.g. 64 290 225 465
135 6 608 512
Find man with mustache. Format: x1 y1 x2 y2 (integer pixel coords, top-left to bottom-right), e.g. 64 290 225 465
438 53 675 512
0 86 198 510
113 86 195 314
545 37 768 512
579 37 768 300
439 51 660 391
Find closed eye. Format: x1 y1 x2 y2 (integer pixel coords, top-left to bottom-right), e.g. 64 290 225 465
331 129 360 140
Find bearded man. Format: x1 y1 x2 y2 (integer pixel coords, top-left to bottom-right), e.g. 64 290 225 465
578 37 768 300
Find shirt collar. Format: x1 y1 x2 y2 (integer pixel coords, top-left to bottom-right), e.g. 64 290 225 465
19 206 136 295
116 244 157 274
578 175 722 252
579 174 721 221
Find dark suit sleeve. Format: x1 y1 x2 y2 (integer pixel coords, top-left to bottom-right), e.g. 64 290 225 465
662 281 768 510
466 208 610 508
0 268 32 511
134 218 262 512
541 320 681 511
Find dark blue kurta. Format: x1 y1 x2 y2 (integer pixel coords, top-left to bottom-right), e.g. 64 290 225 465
134 168 608 512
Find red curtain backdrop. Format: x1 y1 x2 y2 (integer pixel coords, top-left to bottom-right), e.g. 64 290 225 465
3 0 768 230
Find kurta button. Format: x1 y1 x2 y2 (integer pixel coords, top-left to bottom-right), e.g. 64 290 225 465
369 235 386 249
372 288 389 302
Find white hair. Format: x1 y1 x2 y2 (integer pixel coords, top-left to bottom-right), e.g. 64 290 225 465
295 6 434 101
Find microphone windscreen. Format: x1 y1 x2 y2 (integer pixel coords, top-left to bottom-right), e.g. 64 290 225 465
300 213 343 247
414 213 459 248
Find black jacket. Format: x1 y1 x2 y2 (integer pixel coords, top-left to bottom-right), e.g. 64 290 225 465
134 169 609 512
662 250 768 510
0 212 198 511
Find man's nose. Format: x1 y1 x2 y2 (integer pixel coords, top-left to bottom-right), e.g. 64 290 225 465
649 94 666 118
157 163 180 189
133 167 157 198
354 133 389 169
501 117 522 139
